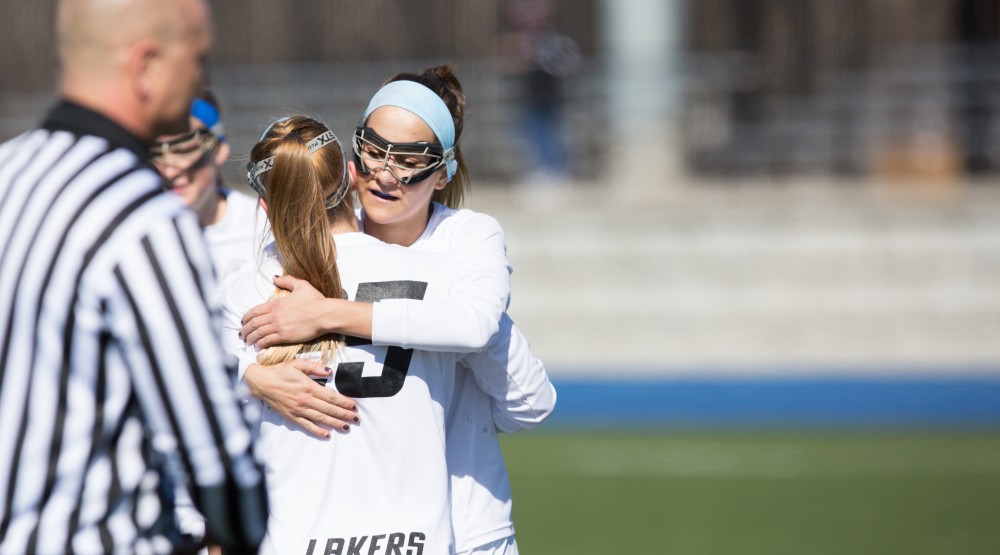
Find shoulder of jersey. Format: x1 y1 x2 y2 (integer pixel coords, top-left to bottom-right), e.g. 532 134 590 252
434 206 503 236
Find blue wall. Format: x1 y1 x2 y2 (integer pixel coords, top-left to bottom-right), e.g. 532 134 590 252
545 370 1000 429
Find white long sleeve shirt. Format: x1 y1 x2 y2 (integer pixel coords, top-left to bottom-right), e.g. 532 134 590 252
366 203 556 552
368 205 511 352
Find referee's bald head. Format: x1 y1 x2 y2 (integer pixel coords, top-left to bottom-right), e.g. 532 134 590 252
55 0 213 141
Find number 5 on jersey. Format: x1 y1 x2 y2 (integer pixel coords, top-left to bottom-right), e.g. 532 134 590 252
334 281 427 398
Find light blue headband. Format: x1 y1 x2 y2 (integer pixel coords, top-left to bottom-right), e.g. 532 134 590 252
190 98 225 141
364 80 458 181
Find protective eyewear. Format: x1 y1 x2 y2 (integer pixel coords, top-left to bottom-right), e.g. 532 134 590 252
149 128 218 175
352 126 453 185
246 128 349 210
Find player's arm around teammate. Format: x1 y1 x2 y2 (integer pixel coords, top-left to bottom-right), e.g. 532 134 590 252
240 72 510 354
238 66 555 555
237 66 556 433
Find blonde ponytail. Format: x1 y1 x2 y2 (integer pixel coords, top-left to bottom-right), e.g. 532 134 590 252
248 117 353 365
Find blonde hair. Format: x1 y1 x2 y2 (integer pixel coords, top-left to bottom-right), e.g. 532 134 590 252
249 116 353 365
383 64 470 208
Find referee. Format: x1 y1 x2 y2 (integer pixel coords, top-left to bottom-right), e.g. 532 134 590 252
0 0 267 553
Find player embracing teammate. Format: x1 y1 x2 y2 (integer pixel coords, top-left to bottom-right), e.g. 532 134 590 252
234 66 556 554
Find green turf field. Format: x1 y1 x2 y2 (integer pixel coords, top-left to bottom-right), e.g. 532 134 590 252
500 431 1000 554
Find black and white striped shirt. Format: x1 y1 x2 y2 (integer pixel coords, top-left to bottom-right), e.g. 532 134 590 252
0 101 267 554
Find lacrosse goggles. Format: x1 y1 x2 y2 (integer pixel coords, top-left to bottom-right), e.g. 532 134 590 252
149 128 219 177
352 125 455 185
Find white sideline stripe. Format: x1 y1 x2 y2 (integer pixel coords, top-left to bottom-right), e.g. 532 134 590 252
559 444 1000 479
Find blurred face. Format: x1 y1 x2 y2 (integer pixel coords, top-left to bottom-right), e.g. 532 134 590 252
355 106 447 244
151 115 228 212
150 0 213 136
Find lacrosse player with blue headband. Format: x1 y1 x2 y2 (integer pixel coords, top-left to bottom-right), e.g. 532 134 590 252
240 66 557 555
224 114 475 554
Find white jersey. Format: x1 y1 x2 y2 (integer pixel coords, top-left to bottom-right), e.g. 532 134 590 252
365 203 557 552
224 232 460 555
449 315 555 551
204 187 269 281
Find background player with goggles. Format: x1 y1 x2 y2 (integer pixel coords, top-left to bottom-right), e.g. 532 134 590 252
150 93 269 281
149 97 223 185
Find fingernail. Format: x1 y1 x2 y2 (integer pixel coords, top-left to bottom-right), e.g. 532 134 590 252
342 424 350 432
352 416 360 424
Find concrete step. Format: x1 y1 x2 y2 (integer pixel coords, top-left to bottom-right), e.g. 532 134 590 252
467 180 1000 374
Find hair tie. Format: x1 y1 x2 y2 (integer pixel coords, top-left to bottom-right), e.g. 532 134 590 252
246 120 349 210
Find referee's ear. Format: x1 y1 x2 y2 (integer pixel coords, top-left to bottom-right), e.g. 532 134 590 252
130 38 158 102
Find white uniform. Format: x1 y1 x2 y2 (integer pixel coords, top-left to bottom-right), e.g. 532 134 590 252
449 315 555 554
224 232 460 555
204 187 268 281
364 203 557 554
